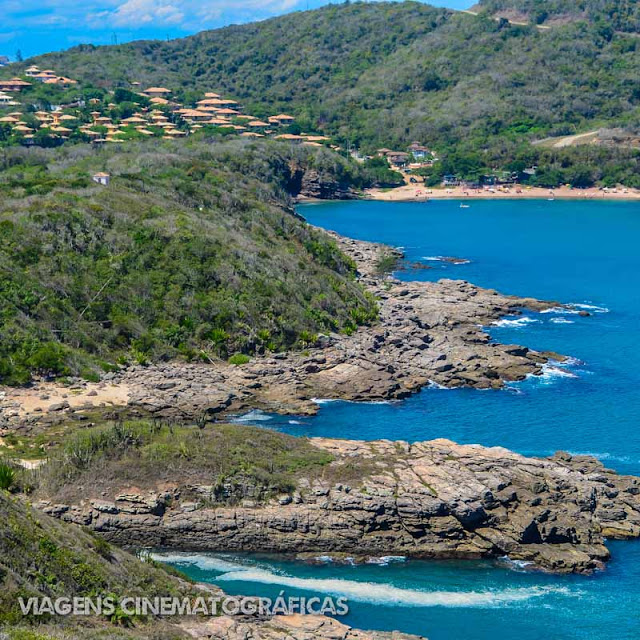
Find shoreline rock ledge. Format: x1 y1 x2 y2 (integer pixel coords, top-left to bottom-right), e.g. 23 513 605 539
39 438 640 575
2 231 572 428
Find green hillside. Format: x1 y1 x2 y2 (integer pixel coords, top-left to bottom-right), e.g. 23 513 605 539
0 487 193 638
0 138 377 384
12 0 640 159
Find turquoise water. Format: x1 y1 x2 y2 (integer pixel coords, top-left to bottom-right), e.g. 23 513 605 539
160 200 640 639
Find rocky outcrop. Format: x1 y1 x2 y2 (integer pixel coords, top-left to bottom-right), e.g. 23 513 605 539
37 438 640 575
180 614 424 640
298 169 360 200
1 233 570 431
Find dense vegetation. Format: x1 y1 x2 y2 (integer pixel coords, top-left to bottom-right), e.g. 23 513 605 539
0 488 192 637
7 0 639 181
0 138 378 384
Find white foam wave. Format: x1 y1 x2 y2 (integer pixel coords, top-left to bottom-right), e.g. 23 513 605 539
152 553 572 609
540 306 571 314
288 420 302 425
422 256 471 265
217 570 569 608
365 556 407 566
498 556 535 571
427 380 450 390
311 398 391 406
314 555 335 563
523 449 636 465
492 316 538 329
542 303 609 315
539 364 578 380
567 451 634 464
230 410 273 423
524 363 578 386
150 553 243 573
560 356 583 367
549 317 575 324
571 303 609 314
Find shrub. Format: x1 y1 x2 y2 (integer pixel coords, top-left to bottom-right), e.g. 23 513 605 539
228 353 251 365
0 462 16 491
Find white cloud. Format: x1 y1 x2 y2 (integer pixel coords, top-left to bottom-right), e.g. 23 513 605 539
91 0 303 30
4 0 308 42
105 0 185 26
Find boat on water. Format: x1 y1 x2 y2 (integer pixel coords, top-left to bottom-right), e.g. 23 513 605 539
460 203 470 208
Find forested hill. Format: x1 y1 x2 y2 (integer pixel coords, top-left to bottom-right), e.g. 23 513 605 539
0 139 377 384
10 0 640 158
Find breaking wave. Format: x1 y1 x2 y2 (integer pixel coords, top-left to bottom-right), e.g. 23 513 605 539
542 303 609 315
492 316 538 328
151 553 573 609
422 256 471 265
230 410 273 423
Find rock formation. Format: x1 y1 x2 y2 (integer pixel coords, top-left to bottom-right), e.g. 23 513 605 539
1 232 570 431
180 614 425 640
36 438 640 575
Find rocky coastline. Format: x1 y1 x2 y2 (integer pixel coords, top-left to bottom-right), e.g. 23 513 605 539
179 613 426 640
1 230 569 432
36 438 640 575
8 228 635 577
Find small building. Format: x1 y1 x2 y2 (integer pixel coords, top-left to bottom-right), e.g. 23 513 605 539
443 174 460 186
0 91 19 106
274 133 303 143
387 151 410 169
408 142 431 160
143 87 171 97
44 76 78 86
92 172 110 186
0 78 31 92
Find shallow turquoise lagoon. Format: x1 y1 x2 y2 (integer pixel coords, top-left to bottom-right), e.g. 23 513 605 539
159 199 640 639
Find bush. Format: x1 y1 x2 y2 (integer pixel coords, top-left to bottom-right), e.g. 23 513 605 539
0 462 16 491
228 353 251 365
0 139 378 384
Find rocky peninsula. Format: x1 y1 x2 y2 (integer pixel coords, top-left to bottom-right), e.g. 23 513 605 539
1 230 569 432
36 437 640 575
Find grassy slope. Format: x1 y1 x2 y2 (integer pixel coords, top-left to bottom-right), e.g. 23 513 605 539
0 489 193 638
0 138 377 384
30 420 356 504
10 1 640 153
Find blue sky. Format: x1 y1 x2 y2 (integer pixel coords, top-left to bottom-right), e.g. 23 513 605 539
1 0 472 60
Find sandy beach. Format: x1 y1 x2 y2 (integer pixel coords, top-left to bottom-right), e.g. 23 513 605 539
366 184 640 201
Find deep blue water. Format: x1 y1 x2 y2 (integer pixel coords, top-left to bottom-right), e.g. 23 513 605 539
158 200 640 639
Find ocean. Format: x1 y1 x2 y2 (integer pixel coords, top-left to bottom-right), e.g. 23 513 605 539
157 199 640 639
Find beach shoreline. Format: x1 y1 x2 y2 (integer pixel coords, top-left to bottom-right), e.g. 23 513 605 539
365 184 640 202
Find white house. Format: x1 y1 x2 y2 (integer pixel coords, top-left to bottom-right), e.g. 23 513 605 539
92 172 111 186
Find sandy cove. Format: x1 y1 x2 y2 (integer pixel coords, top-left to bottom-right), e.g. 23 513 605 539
366 184 640 201
0 229 574 435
